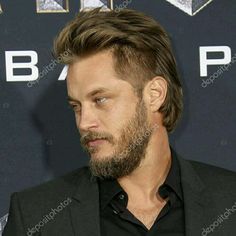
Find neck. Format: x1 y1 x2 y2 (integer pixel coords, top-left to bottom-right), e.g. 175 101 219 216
117 126 171 204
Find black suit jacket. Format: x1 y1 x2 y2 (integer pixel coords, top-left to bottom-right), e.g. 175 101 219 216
3 151 236 236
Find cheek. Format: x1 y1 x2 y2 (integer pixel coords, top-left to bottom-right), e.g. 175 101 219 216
108 106 136 137
74 114 81 130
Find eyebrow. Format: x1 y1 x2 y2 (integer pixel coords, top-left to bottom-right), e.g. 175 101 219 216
67 87 111 104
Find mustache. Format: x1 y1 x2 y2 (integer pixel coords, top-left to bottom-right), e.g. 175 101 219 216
80 131 113 146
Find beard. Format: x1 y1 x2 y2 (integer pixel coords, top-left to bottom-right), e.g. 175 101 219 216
80 97 157 180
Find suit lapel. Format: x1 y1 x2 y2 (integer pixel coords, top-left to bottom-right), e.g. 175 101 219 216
176 153 227 236
69 169 101 236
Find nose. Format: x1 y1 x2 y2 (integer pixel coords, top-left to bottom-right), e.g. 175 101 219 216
76 105 98 133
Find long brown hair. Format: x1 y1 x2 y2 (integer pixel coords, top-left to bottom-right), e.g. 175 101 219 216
54 7 183 133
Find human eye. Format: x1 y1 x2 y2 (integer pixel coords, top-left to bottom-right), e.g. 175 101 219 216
94 97 107 104
69 103 81 112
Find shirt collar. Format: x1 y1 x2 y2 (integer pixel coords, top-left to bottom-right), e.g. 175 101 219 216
158 146 183 201
98 176 125 210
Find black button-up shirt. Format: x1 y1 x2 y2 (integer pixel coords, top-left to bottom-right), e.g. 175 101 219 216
98 147 185 235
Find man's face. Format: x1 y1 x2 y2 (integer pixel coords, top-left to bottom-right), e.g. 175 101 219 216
67 50 155 179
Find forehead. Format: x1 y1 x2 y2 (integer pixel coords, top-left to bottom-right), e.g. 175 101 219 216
66 51 134 99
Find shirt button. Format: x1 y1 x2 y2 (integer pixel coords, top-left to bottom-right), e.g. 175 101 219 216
119 194 125 200
113 209 118 214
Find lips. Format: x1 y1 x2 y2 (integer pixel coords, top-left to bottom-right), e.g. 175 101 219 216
87 139 106 147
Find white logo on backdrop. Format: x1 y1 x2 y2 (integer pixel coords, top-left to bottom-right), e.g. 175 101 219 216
0 0 214 15
199 46 231 77
36 0 69 13
37 0 113 13
165 0 213 16
0 214 8 236
80 0 113 11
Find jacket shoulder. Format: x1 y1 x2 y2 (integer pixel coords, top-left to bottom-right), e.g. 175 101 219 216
17 166 90 201
12 166 91 222
188 159 236 189
3 167 92 235
189 159 236 176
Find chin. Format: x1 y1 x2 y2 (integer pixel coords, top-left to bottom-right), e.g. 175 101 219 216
91 150 114 161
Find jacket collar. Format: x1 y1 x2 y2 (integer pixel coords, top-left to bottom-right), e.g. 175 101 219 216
175 149 226 236
69 168 101 236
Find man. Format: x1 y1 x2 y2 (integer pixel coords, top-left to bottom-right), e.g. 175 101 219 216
3 7 236 236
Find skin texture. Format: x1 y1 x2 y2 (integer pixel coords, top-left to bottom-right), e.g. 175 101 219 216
67 50 172 229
